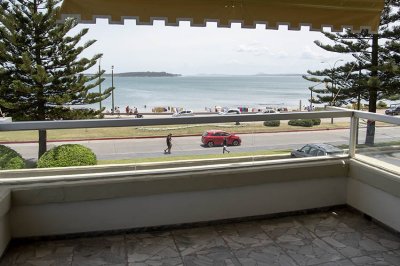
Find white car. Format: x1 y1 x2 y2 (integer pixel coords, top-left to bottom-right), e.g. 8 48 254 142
257 109 279 114
219 109 241 115
172 110 194 117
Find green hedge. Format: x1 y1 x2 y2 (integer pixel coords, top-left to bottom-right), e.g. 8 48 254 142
377 101 387 109
312 118 321 125
37 144 97 168
263 120 280 127
288 118 321 127
288 119 314 127
0 145 25 169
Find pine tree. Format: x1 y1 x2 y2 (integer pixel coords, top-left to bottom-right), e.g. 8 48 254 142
0 0 112 158
303 0 400 145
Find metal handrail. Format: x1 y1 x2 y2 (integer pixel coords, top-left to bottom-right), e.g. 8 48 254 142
354 110 400 125
0 109 399 160
0 110 352 131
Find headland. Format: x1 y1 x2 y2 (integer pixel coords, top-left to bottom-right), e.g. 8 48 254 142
104 72 181 77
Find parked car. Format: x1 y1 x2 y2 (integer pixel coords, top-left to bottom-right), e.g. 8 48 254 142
385 106 400 116
290 143 344 158
172 110 194 117
219 109 241 115
257 109 279 114
277 107 289 112
201 130 241 147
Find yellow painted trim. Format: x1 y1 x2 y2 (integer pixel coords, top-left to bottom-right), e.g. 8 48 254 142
59 0 384 32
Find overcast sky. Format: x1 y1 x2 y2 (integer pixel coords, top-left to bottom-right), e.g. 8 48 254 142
73 19 351 76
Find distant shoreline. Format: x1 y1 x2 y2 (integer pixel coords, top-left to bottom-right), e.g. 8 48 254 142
88 72 305 77
103 71 181 77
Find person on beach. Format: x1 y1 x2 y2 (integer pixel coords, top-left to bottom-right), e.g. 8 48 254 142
164 133 172 154
222 137 230 154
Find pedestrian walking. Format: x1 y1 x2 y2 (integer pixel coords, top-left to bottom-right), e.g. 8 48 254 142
222 137 230 154
164 133 172 154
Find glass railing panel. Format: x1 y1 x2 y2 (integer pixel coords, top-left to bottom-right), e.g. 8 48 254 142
250 116 351 160
0 111 354 173
0 130 39 169
355 119 400 171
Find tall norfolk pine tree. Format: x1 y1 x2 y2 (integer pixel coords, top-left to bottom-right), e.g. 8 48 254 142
0 0 112 158
303 0 400 145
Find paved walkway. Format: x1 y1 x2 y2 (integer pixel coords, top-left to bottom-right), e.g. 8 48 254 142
1 207 400 265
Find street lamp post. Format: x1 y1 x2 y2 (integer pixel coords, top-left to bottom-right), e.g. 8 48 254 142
111 65 114 114
322 59 343 123
308 81 327 111
98 59 102 111
357 61 362 110
309 85 316 111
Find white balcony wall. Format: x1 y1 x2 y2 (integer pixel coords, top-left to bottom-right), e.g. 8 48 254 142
1 109 399 259
7 159 347 237
347 160 400 232
1 157 400 259
0 188 10 256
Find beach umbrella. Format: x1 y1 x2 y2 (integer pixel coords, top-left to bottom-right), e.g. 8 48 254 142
59 0 384 33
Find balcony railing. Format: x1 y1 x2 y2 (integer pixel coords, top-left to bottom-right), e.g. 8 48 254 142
0 109 399 175
1 109 400 259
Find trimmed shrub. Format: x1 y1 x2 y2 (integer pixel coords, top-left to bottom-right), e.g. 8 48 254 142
37 144 97 168
0 145 25 169
288 119 314 127
153 107 167 113
312 118 321 125
377 101 387 109
263 120 280 127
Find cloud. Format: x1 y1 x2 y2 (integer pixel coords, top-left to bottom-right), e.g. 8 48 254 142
236 42 288 58
274 51 289 58
237 42 270 56
225 59 241 64
300 46 340 61
300 46 349 66
300 46 321 60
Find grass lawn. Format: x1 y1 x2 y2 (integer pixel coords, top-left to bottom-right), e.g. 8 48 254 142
0 120 353 142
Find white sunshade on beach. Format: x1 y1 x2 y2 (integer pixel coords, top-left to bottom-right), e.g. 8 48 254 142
59 0 385 33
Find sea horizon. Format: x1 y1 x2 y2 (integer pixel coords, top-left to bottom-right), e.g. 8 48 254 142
92 75 317 112
99 72 306 77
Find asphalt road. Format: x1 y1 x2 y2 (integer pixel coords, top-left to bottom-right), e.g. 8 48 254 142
7 126 400 166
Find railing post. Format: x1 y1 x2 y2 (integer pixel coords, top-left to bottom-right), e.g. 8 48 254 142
349 113 359 158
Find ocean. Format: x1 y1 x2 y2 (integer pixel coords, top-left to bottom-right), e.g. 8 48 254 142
95 75 315 112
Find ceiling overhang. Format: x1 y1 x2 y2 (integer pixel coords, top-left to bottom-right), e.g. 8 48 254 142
59 0 385 33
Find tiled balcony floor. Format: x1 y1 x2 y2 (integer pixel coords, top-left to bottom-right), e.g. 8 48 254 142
1 207 400 266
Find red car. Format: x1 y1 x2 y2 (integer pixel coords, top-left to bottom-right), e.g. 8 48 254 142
201 130 241 147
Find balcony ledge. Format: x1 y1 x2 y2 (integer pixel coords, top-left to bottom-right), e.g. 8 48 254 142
6 157 349 206
0 156 399 259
